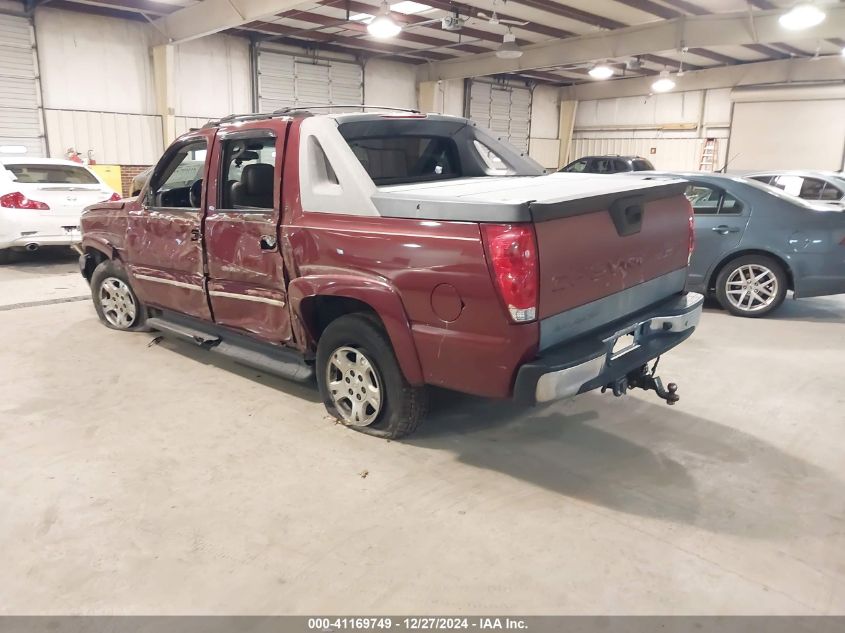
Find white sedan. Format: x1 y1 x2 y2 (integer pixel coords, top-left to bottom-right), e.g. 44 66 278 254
0 157 120 263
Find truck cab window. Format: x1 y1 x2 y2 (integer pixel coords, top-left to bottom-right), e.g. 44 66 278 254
220 136 276 210
150 142 207 209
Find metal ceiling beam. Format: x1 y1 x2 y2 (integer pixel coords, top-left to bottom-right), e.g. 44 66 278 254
563 55 845 101
274 9 489 53
418 5 845 82
154 0 313 43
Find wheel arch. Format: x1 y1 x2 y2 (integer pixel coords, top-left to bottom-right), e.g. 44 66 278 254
288 276 425 385
707 249 794 293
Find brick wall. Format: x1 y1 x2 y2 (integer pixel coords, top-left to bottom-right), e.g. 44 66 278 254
119 165 152 198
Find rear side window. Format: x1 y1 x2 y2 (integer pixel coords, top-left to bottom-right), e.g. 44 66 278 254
632 159 654 171
562 159 588 173
613 160 629 172
593 158 616 174
799 178 826 200
749 175 774 185
820 183 843 201
220 135 276 210
4 164 98 184
344 135 460 185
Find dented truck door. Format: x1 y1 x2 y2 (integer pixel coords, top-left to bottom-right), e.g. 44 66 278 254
202 120 293 344
125 129 214 320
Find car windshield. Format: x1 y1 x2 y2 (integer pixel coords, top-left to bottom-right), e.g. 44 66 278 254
3 163 99 184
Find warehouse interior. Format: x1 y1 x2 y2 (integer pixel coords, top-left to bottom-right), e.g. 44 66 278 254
1 0 845 621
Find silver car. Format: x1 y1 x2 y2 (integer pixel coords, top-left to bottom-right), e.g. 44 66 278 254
643 172 845 317
745 171 845 208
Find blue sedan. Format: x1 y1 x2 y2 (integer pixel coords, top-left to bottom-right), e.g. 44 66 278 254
640 172 845 317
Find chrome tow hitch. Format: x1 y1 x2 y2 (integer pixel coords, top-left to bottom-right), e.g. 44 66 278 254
601 357 680 405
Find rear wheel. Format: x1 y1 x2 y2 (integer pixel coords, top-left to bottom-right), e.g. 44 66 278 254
316 313 427 439
715 255 787 318
90 260 148 331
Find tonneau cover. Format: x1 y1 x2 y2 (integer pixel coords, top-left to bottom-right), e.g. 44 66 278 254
372 173 687 223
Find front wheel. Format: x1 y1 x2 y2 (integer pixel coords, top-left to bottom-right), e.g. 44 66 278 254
90 260 148 331
316 313 428 439
715 255 787 318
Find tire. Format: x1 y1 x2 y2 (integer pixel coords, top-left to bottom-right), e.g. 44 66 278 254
715 254 787 318
316 313 428 439
90 259 148 331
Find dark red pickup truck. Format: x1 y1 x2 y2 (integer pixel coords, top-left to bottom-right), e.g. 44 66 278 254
79 108 703 438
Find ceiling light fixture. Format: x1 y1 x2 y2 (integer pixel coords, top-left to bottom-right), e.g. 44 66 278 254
367 1 402 39
588 63 614 80
496 28 522 59
778 3 826 30
651 69 676 93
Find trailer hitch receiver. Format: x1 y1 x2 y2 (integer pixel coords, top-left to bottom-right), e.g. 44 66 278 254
601 358 680 405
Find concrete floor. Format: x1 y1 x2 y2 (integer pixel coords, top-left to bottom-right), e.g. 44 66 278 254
1 249 844 615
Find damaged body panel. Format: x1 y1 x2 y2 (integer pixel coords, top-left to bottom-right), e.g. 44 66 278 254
79 110 703 438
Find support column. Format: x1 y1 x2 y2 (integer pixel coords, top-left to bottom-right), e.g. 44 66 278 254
152 44 177 146
557 98 578 168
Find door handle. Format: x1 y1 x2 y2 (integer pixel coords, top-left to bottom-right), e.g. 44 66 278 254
190 228 201 241
260 234 277 251
711 225 740 235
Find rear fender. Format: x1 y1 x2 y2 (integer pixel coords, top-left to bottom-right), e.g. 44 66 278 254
288 275 424 385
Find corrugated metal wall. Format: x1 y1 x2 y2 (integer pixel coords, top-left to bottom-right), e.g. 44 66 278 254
43 110 163 164
0 11 45 156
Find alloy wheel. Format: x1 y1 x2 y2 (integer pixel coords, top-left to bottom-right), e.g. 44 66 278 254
99 277 137 329
326 346 382 426
725 264 778 313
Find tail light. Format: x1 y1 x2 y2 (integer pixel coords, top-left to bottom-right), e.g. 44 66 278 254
104 192 122 202
0 191 49 210
481 223 539 323
686 199 695 264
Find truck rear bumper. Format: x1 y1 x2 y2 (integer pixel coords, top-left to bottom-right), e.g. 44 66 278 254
513 292 704 405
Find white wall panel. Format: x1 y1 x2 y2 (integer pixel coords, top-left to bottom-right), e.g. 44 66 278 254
728 100 845 170
35 7 155 114
44 110 163 164
174 116 211 137
174 34 251 118
364 59 417 110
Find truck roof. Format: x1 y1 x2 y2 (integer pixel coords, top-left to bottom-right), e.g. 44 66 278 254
203 107 472 129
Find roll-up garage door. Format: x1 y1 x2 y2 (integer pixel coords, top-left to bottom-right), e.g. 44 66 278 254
469 81 531 154
728 100 845 171
257 49 363 112
0 13 45 156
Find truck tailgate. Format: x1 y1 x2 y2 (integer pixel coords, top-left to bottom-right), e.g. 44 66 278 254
530 178 691 349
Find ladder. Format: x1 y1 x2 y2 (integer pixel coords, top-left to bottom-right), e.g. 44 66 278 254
699 138 718 171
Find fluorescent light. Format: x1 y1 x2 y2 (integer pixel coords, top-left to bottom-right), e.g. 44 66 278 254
588 64 614 80
391 1 431 14
495 31 522 59
841 46 845 57
350 13 372 21
651 69 676 93
367 1 401 38
778 3 826 30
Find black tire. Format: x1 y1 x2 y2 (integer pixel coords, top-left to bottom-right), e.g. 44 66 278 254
316 313 428 439
90 259 149 331
715 254 787 318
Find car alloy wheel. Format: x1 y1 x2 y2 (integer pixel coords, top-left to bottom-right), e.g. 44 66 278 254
725 264 778 313
99 277 138 329
326 345 382 426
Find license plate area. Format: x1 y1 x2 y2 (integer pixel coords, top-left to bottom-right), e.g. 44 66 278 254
610 327 641 360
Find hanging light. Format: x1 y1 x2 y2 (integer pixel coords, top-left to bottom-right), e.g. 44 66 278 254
778 3 826 30
367 1 402 39
588 63 614 80
496 28 522 59
651 69 676 93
